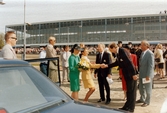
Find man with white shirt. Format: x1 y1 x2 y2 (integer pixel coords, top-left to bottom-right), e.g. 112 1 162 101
39 45 47 75
61 45 71 83
1 31 17 59
94 43 112 105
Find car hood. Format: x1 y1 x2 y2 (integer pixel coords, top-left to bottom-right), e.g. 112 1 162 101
41 100 126 113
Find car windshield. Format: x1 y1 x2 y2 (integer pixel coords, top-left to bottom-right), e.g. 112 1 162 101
0 66 69 113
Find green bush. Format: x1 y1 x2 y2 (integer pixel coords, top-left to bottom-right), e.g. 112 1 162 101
0 33 4 49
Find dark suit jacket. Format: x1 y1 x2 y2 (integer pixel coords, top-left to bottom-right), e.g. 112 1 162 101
94 51 112 77
163 50 167 58
108 48 136 80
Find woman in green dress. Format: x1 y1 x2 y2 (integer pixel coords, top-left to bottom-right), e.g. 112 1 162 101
68 44 82 100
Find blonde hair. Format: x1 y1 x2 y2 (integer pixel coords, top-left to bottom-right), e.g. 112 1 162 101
80 43 85 48
48 36 56 41
157 43 163 49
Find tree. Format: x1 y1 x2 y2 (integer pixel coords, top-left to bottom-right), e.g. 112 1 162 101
0 33 4 49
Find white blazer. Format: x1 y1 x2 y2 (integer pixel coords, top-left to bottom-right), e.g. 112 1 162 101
1 44 17 59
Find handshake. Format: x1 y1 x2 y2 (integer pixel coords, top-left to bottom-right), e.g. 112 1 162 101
100 64 108 68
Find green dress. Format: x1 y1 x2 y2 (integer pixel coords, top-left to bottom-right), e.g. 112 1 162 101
68 54 80 92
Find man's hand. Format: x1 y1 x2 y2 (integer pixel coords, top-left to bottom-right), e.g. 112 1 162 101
107 74 112 78
146 76 150 81
101 64 108 68
132 75 138 80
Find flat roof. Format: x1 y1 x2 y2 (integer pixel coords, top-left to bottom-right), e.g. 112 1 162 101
6 13 167 27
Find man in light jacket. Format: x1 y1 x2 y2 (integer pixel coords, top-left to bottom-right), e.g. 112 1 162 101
45 36 58 82
1 31 17 59
136 40 154 107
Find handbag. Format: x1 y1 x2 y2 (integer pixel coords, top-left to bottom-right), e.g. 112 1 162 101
155 58 160 62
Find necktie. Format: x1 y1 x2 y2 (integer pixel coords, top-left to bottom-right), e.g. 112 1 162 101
99 53 102 63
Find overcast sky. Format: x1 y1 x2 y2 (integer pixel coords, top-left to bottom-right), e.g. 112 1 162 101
0 0 167 33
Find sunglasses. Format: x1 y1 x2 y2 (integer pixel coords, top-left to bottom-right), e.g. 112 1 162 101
10 37 17 40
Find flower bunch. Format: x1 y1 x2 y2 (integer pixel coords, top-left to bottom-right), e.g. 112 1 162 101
77 60 90 70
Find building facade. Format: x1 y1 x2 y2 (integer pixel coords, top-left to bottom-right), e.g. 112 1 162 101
5 14 167 47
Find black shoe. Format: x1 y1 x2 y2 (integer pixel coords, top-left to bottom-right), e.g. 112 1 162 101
141 103 149 107
136 100 143 103
117 77 121 80
97 99 105 103
128 109 134 113
118 107 128 111
105 100 110 105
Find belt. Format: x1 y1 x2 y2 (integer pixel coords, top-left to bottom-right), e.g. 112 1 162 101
40 63 47 65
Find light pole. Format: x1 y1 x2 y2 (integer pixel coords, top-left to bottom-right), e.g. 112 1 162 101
79 25 82 42
23 0 26 60
144 21 145 39
67 27 69 45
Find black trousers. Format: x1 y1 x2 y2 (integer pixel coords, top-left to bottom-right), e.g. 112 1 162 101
123 78 137 110
97 74 110 101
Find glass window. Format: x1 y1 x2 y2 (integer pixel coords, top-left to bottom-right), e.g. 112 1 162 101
107 19 111 24
115 19 119 24
0 66 69 113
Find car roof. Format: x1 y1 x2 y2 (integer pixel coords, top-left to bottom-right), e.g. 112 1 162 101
0 59 30 67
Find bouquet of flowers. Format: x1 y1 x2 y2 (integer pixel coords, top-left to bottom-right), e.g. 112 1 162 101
77 59 90 70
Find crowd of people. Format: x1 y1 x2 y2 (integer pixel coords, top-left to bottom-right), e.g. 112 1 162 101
14 45 98 55
43 39 167 113
1 31 167 113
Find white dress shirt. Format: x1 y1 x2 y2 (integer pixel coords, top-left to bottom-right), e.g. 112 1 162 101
39 50 47 64
62 51 71 67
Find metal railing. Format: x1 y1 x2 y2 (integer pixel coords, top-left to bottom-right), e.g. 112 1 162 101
25 57 61 86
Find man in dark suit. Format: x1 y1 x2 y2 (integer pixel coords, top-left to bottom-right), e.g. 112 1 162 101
135 44 142 71
102 43 138 112
94 43 112 105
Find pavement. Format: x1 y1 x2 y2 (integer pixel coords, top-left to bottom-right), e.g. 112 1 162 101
18 54 167 113
60 73 167 113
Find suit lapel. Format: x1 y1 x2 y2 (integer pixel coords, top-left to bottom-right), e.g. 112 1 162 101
97 53 101 63
141 51 147 63
10 48 16 59
101 52 107 63
101 53 103 63
117 48 122 62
